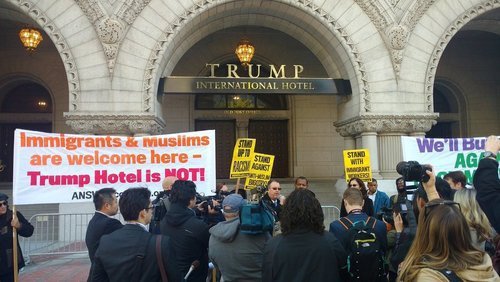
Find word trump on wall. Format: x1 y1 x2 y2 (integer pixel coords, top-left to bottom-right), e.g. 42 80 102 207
13 129 216 205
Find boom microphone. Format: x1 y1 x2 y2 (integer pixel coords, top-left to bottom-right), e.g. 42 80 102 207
184 260 200 280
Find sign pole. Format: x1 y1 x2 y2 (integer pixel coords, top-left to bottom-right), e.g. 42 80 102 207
235 178 240 193
12 205 19 282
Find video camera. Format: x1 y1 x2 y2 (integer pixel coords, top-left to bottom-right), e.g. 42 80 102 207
396 161 432 183
376 205 409 227
195 193 222 212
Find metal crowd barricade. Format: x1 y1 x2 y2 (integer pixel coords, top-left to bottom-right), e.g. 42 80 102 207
321 205 341 228
19 213 93 257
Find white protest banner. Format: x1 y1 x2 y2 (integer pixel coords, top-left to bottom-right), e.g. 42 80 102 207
13 129 216 205
401 136 499 184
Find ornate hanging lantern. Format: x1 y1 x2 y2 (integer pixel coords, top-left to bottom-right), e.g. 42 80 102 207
235 38 255 67
19 27 43 52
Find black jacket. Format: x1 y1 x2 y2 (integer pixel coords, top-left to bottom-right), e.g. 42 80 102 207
262 230 348 281
160 203 210 282
260 193 282 221
474 157 500 233
85 212 123 263
0 209 34 276
91 224 180 282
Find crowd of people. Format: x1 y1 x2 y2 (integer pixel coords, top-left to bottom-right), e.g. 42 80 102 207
1 135 499 281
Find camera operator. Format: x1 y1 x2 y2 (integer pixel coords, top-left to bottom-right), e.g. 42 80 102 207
389 178 407 209
149 176 176 234
390 161 454 278
195 193 224 228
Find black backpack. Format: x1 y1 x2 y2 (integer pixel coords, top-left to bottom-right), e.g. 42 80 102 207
339 216 387 282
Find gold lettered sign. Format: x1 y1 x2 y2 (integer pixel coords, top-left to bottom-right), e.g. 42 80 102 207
230 138 256 179
343 149 372 182
244 153 275 190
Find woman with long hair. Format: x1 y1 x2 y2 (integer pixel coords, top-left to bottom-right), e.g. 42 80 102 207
454 188 494 251
340 177 374 217
397 199 498 281
262 189 348 281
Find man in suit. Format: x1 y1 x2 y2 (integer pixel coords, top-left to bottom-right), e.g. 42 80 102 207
92 187 180 282
85 188 123 264
260 179 282 221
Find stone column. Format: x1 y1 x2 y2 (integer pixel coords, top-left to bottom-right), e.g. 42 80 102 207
360 132 381 178
344 136 355 150
236 119 249 139
378 132 404 178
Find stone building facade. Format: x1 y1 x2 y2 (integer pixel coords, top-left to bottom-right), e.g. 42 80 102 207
0 0 499 186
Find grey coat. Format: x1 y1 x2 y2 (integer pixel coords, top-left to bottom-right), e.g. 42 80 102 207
209 217 270 282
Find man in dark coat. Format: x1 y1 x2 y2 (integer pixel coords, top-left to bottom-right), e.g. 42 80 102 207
91 188 180 282
85 188 123 265
0 193 34 282
260 180 282 221
474 135 500 233
160 180 210 282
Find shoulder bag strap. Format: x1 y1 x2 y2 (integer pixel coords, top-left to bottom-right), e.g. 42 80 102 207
155 235 168 282
339 217 353 230
366 216 377 229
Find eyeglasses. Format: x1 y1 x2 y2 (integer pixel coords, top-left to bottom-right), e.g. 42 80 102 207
0 202 7 207
271 187 282 191
424 200 461 218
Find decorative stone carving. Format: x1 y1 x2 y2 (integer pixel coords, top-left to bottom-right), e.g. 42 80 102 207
352 0 437 78
64 113 166 135
353 0 389 31
8 0 81 111
76 0 151 75
97 17 123 44
117 0 153 25
424 0 500 112
334 114 438 137
387 24 408 50
75 0 106 23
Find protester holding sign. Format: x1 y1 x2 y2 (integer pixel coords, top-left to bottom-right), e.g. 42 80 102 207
474 135 500 233
0 193 34 282
473 135 500 273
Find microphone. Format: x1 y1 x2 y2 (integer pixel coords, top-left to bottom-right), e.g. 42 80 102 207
184 260 200 280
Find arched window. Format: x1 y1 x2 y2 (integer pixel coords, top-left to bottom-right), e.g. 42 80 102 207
1 82 52 113
426 80 466 138
0 81 52 182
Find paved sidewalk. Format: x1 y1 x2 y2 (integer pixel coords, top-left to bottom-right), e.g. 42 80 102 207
20 253 90 282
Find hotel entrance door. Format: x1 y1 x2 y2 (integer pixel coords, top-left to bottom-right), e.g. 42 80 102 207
248 120 289 178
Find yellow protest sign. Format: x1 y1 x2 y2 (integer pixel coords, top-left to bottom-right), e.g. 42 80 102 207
230 138 256 179
343 149 372 182
244 153 274 190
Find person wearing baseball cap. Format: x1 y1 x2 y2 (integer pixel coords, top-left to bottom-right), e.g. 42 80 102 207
0 193 34 282
209 194 270 281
